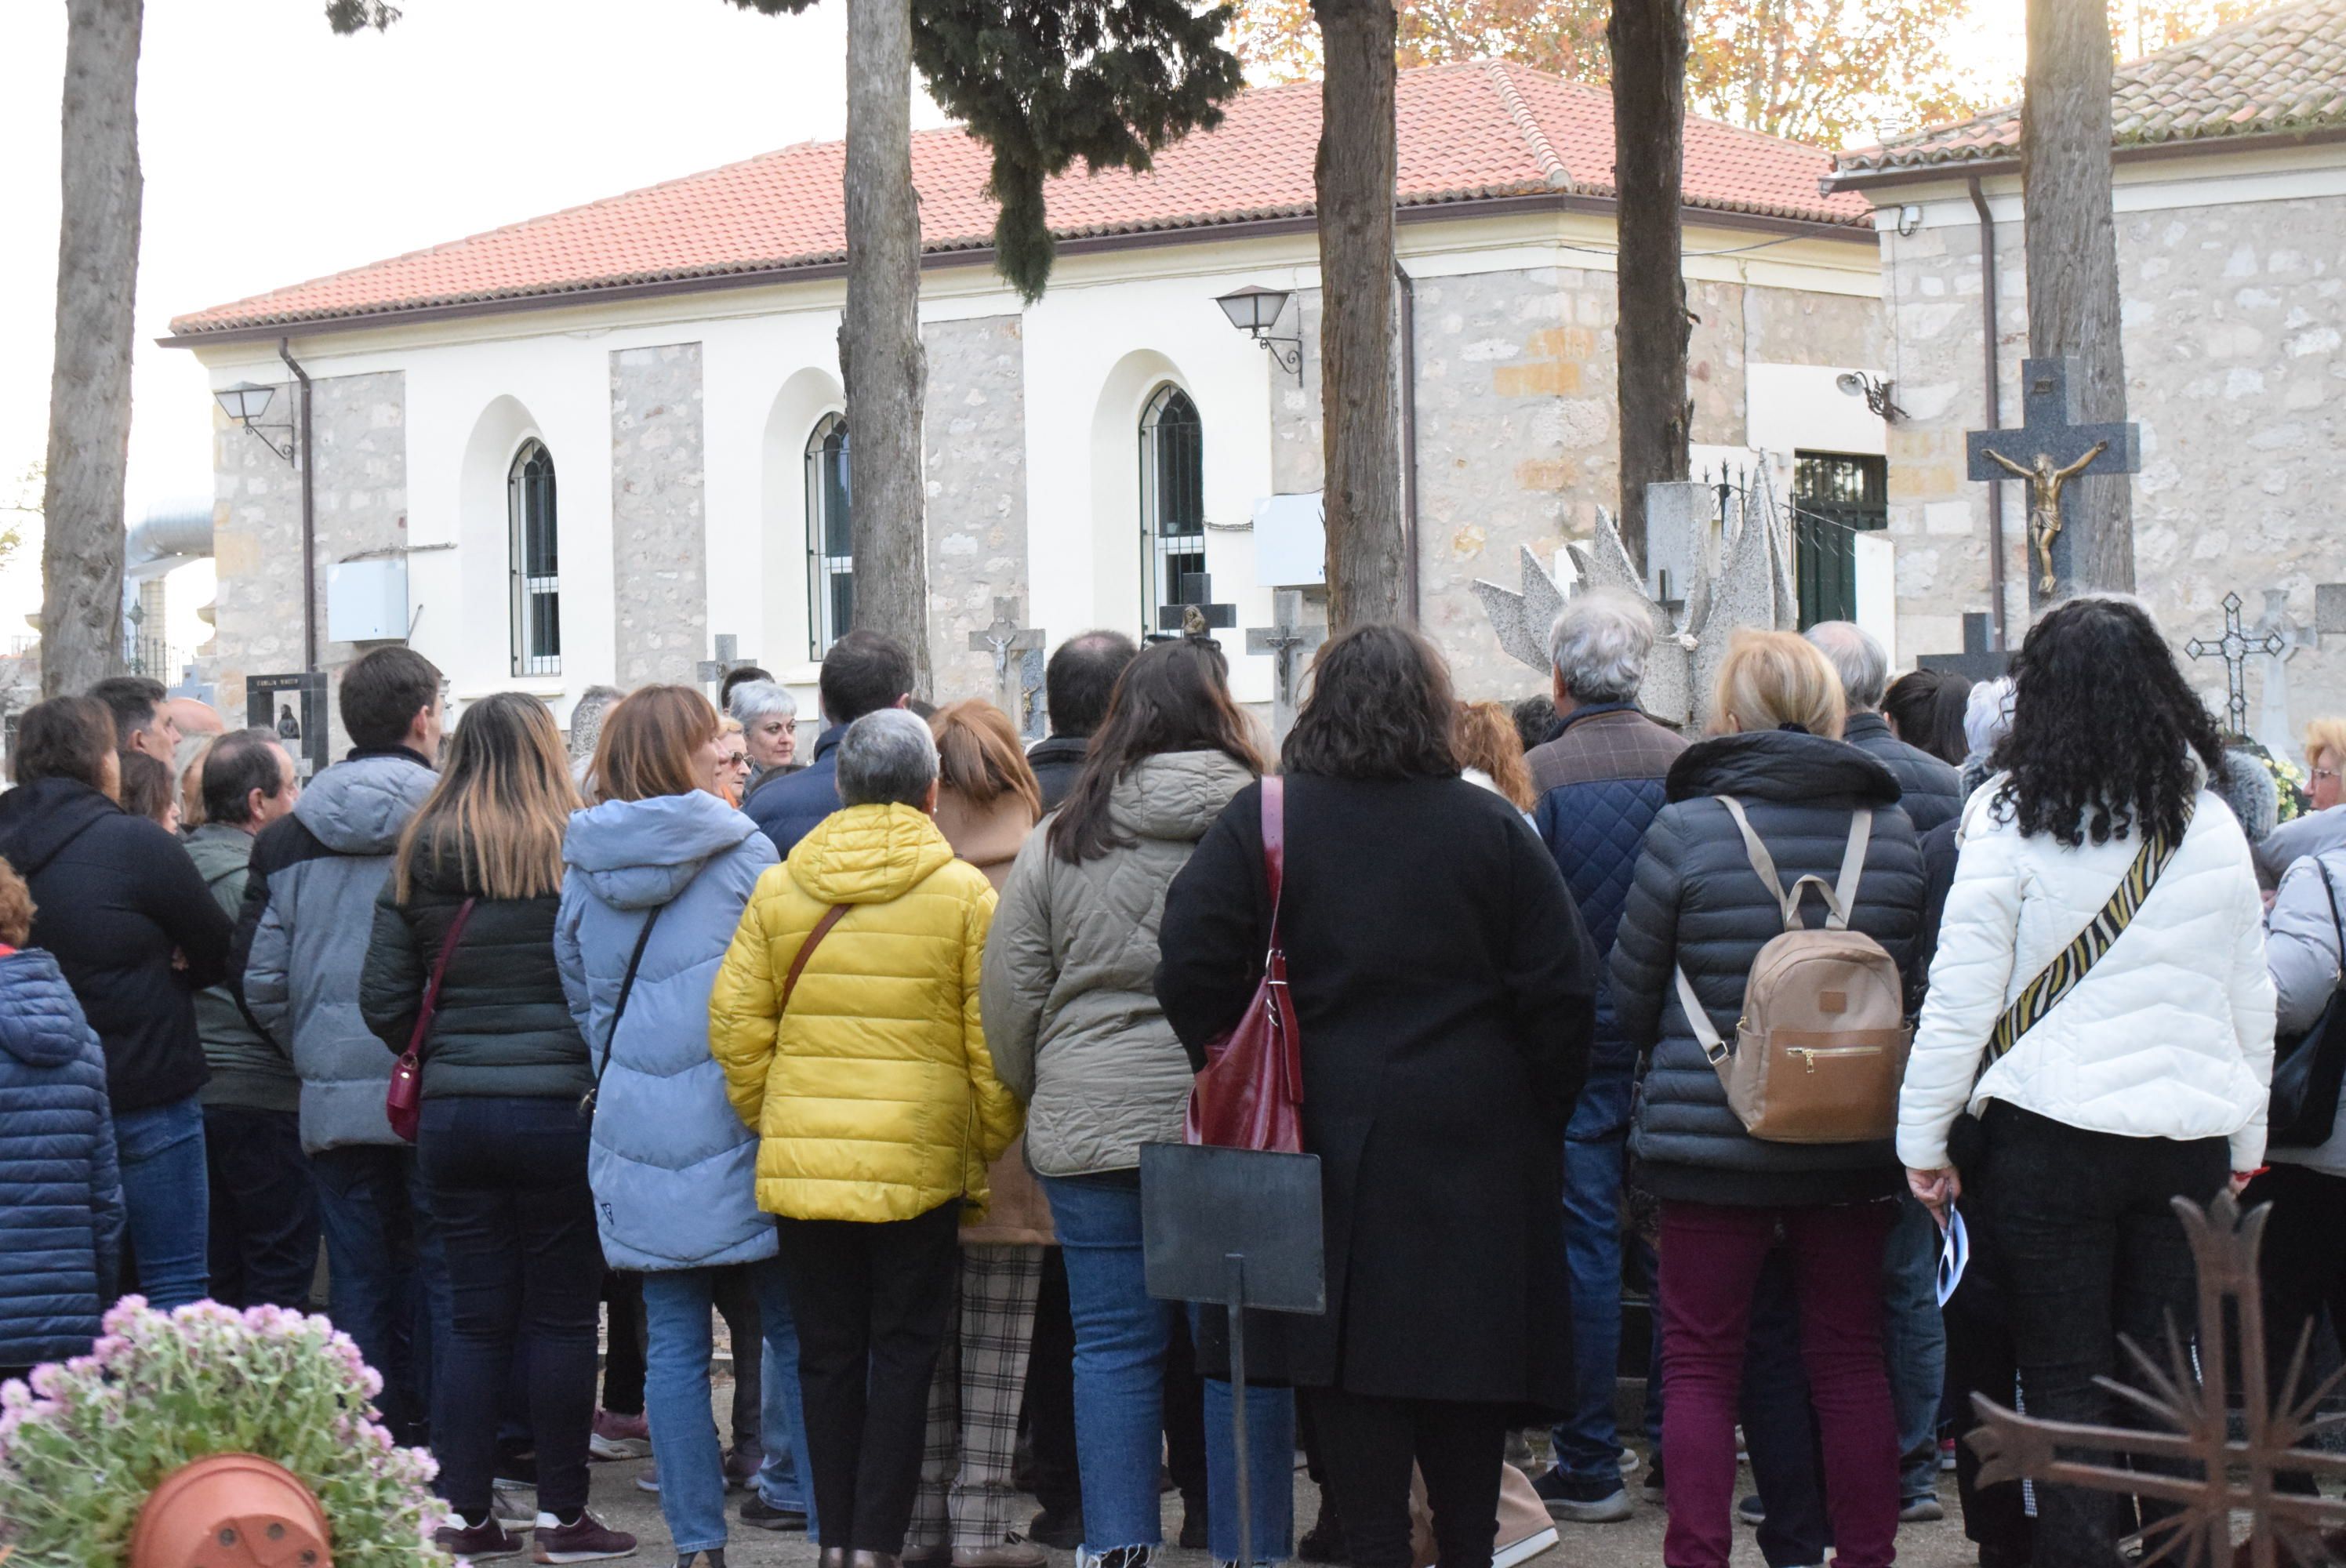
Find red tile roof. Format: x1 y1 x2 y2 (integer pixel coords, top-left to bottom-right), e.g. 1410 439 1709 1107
1832 0 2346 183
169 60 1866 339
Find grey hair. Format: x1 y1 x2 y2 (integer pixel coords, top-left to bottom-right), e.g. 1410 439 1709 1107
1803 622 1888 711
835 708 938 808
1546 588 1653 704
728 680 799 730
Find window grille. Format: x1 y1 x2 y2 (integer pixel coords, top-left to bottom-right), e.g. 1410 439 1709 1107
806 413 853 656
508 440 561 676
1138 385 1205 636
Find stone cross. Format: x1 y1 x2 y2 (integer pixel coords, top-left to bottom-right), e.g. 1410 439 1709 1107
695 633 761 694
1155 572 1237 641
968 598 1044 726
1915 612 2011 682
1244 589 1327 743
2252 590 2319 762
1965 358 2141 604
2188 592 2289 735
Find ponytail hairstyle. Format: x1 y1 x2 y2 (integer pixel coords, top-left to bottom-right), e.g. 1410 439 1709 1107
394 691 576 902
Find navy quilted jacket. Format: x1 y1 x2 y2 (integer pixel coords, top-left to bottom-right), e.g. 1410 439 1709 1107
746 724 847 858
1528 705 1690 1082
0 948 124 1367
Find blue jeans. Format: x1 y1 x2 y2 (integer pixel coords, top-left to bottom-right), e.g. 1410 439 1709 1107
1041 1172 1293 1562
114 1093 210 1312
312 1142 451 1450
643 1260 819 1553
754 1276 814 1517
1880 1192 1946 1504
1550 1069 1632 1483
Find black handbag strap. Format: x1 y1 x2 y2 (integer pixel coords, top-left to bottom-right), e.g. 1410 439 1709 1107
579 903 665 1117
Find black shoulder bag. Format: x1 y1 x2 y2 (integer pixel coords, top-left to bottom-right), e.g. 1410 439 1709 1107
2269 860 2346 1148
578 904 666 1120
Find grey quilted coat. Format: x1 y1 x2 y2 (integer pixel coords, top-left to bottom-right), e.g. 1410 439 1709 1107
979 750 1255 1177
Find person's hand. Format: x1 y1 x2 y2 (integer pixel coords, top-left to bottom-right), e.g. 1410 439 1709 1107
170 947 188 973
1908 1165 1961 1225
2230 1169 2261 1196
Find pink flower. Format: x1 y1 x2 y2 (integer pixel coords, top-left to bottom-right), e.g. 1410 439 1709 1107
0 1379 29 1410
101 1295 150 1333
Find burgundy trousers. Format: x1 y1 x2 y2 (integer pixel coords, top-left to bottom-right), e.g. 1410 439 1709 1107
1656 1198 1901 1568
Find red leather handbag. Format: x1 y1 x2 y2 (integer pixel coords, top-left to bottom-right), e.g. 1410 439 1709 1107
385 897 477 1144
1183 775 1304 1153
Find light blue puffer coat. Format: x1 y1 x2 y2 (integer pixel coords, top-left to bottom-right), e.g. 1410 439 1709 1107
555 790 779 1272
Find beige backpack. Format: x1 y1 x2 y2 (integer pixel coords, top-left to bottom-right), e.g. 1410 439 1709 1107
1672 797 1912 1145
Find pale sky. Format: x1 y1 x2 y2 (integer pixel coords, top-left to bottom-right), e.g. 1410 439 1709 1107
0 0 2027 653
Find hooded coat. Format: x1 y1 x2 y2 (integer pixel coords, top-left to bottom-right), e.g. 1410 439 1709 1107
185 822 292 1113
235 749 438 1152
979 751 1254 1178
555 791 779 1272
710 802 1022 1224
0 948 125 1367
0 776 232 1113
1611 728 1927 1208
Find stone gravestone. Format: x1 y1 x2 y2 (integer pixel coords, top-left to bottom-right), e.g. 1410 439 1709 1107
1964 357 2141 607
2253 590 2318 763
2187 591 2288 735
1018 648 1048 744
967 599 1044 732
695 633 761 696
1156 573 1237 643
1245 589 1328 745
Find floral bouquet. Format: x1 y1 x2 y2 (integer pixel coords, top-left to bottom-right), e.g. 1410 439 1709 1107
0 1298 448 1567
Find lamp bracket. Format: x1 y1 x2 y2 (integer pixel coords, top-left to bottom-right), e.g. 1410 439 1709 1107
1251 332 1306 387
234 420 298 466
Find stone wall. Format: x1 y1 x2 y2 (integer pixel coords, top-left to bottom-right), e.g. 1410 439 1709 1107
924 314 1031 707
209 369 408 761
608 342 708 687
1880 190 2346 734
1269 289 1326 495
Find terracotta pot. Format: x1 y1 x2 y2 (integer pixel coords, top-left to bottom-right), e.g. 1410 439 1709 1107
129 1452 331 1568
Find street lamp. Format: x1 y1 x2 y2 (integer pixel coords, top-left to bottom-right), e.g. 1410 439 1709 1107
1215 285 1304 384
213 381 296 463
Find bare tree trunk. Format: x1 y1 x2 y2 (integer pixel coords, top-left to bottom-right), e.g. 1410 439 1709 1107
42 0 142 699
2023 0 2132 593
1608 0 1690 576
841 0 931 692
1312 0 1404 631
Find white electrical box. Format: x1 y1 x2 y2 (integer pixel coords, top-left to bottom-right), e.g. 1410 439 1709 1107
1252 492 1325 586
328 557 409 643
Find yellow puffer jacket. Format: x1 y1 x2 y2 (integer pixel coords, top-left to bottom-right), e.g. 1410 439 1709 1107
710 801 1024 1224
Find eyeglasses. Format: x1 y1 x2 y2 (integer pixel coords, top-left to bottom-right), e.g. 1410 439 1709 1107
2315 768 2340 784
721 754 750 771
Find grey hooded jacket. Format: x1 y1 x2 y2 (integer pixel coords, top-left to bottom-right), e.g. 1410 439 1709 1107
234 749 437 1152
556 790 779 1271
979 750 1254 1177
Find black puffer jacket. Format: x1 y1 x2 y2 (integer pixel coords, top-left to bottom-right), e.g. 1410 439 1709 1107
1841 712 1963 833
1612 728 1926 1207
358 833 588 1103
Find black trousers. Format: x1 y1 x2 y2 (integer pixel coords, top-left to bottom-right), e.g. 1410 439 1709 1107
1944 1195 2032 1564
777 1202 962 1552
1022 1245 1082 1515
419 1096 604 1522
2242 1162 2346 1496
202 1104 321 1312
714 1262 764 1450
1306 1387 1509 1568
1980 1103 2227 1568
600 1269 647 1417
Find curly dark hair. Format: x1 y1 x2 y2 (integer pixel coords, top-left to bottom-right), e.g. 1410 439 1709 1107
1989 596 2222 848
1282 623 1460 782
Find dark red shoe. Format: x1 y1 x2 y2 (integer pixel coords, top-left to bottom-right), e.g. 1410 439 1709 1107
435 1513 528 1561
532 1509 637 1563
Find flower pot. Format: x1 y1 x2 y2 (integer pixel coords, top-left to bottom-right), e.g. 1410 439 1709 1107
129 1452 331 1568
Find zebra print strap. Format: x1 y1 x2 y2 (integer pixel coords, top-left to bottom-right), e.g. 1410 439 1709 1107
1981 812 2190 1070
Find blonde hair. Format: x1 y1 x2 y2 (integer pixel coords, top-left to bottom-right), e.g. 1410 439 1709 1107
2304 718 2346 772
1714 630 1847 739
394 692 576 902
1454 700 1533 810
929 700 1042 826
592 685 719 805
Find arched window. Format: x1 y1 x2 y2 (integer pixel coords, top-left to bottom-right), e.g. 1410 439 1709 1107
508 439 561 675
806 413 852 655
1138 385 1204 637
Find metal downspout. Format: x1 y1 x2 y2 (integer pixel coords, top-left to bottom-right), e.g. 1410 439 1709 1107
1967 177 2008 650
278 338 318 672
1395 261 1421 625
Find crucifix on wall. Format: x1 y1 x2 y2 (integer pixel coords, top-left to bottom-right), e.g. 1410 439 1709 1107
1245 589 1327 743
1966 358 2140 604
695 633 761 695
968 598 1045 731
2188 592 2290 735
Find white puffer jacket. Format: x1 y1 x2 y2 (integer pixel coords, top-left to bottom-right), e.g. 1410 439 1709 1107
1898 779 2276 1173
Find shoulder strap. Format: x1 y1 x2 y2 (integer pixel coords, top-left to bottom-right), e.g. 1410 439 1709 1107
407 896 478 1063
2319 859 2344 952
1716 797 1869 932
582 904 666 1113
780 904 852 1015
1261 775 1286 941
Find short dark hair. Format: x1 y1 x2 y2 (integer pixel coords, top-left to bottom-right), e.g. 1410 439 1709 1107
1511 694 1557 755
1283 623 1461 782
202 728 291 826
340 647 442 750
1045 631 1138 740
818 630 914 727
87 675 165 750
13 696 118 789
717 666 773 710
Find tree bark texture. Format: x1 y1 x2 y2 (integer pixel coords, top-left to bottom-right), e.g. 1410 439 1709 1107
1312 0 1404 631
2023 0 2133 594
841 0 932 693
42 0 142 698
1607 0 1690 577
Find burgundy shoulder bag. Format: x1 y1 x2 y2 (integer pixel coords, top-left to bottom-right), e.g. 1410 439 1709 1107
1183 775 1304 1153
386 896 478 1144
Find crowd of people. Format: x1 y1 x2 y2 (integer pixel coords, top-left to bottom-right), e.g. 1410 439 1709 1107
0 586 2323 1568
